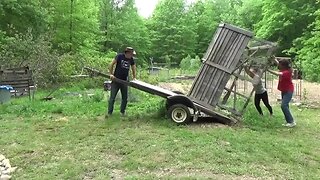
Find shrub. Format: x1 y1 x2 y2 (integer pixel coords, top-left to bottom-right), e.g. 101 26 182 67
0 29 61 87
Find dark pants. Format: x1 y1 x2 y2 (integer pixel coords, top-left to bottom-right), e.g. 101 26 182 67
254 91 273 115
107 81 128 114
281 92 294 123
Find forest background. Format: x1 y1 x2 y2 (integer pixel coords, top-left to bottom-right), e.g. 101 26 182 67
1 0 320 86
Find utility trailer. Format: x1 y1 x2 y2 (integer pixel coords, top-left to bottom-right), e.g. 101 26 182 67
85 23 276 125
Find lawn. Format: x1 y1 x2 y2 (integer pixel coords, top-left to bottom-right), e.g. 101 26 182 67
0 86 319 179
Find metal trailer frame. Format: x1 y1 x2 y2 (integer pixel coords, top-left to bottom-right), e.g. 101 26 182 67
84 23 277 125
84 66 236 125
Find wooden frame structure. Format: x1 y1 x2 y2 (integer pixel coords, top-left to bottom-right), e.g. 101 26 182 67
188 23 277 118
0 66 35 100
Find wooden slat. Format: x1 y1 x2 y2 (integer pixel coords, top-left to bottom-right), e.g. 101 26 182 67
0 81 30 85
0 67 34 99
189 23 253 111
200 31 237 101
0 71 30 74
223 88 249 99
205 33 242 103
8 84 31 88
189 27 229 98
213 37 249 104
217 104 242 116
197 30 232 101
207 34 246 105
0 78 32 82
220 23 253 37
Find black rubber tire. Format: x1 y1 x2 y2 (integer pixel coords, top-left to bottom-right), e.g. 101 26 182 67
167 104 192 124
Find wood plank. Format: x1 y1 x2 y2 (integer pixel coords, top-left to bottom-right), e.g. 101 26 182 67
198 30 235 101
189 27 229 98
0 66 29 71
209 30 234 64
219 23 253 37
0 70 30 74
239 89 255 114
0 81 30 85
0 75 32 79
205 33 242 101
129 80 176 98
0 78 32 82
217 104 242 116
212 32 238 65
195 33 233 105
189 24 253 113
208 34 248 105
1 72 31 76
203 27 222 60
8 84 31 88
202 31 239 102
207 34 243 104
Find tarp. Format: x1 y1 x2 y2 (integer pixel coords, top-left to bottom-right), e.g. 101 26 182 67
0 85 13 91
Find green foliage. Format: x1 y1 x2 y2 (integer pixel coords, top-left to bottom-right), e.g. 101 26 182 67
0 0 49 36
255 0 319 55
148 0 197 64
0 29 61 86
235 0 264 30
164 55 171 68
82 90 104 103
48 0 101 54
180 55 201 71
99 0 151 62
190 56 201 70
180 55 191 70
289 9 320 81
2 0 320 85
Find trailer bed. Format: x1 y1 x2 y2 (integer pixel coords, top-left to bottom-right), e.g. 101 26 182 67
130 80 177 98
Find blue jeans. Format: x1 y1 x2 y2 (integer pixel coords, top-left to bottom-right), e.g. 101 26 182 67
281 92 294 123
108 82 128 114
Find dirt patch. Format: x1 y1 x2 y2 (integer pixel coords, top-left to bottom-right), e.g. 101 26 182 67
131 167 269 179
158 82 191 94
158 80 320 107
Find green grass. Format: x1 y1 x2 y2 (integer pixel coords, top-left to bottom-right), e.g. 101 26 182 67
0 87 319 179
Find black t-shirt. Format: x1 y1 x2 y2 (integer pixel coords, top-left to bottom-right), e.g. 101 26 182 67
114 53 135 80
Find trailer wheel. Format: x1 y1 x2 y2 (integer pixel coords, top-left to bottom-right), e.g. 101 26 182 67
168 104 191 124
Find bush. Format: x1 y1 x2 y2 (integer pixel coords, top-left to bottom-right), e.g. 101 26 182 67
180 55 201 71
0 29 61 87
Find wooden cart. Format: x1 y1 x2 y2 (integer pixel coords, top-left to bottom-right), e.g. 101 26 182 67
85 23 276 125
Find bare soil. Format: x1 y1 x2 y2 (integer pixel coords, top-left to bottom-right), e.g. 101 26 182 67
159 79 320 107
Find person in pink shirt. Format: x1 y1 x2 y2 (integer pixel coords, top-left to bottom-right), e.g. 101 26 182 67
268 58 296 127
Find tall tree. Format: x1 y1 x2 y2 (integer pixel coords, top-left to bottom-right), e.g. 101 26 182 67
188 1 216 57
0 0 48 36
235 0 264 30
49 0 101 54
148 0 197 64
255 0 319 55
290 8 320 81
99 0 150 61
